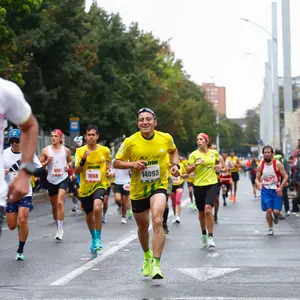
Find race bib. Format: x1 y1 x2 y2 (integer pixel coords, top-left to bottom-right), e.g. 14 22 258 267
172 176 180 184
262 175 277 185
86 169 101 183
52 164 64 177
140 165 160 183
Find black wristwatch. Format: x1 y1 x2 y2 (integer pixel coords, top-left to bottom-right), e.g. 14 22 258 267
19 162 36 175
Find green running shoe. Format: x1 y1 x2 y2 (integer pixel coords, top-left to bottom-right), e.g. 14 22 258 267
141 251 153 277
151 263 164 279
189 203 194 209
16 253 25 261
95 238 103 250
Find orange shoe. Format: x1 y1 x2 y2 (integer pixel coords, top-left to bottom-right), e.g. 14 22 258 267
230 194 234 201
233 197 237 203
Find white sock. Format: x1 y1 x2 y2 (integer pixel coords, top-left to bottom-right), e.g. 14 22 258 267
57 220 64 230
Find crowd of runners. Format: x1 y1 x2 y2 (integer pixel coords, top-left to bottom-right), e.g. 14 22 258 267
0 77 297 280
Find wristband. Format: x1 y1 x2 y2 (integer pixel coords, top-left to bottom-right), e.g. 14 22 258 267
79 158 86 167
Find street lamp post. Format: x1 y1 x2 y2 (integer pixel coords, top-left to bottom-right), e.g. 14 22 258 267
241 5 280 149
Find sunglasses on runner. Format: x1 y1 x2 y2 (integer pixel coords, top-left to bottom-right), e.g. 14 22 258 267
9 138 20 144
137 108 156 118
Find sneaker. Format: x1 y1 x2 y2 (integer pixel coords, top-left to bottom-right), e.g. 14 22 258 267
223 201 227 206
121 217 127 224
90 240 97 253
286 210 291 216
15 253 25 261
201 234 208 247
95 238 103 250
163 223 169 234
72 206 78 212
142 251 153 277
233 197 237 203
272 213 279 225
117 206 121 215
214 214 218 224
230 194 234 201
175 215 180 223
193 203 198 210
0 206 4 236
128 208 133 219
267 228 274 236
207 236 216 248
54 228 64 240
151 263 164 280
189 203 194 209
102 217 107 223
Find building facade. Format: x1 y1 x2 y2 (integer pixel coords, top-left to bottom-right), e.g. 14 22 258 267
201 82 226 116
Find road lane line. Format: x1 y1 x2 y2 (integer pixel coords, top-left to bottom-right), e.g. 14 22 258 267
50 197 190 286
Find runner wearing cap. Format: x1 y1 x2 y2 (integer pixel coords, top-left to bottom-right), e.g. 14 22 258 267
4 129 42 260
186 133 223 248
40 129 72 240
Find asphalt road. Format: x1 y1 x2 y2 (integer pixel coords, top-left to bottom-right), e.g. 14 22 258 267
0 175 300 300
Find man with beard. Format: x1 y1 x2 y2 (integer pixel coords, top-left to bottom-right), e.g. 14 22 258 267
255 146 288 236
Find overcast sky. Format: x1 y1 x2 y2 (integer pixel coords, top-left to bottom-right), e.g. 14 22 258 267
85 0 300 118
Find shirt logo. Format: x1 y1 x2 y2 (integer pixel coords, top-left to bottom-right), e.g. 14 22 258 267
159 148 165 153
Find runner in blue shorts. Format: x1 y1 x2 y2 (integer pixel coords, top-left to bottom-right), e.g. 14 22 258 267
255 146 288 236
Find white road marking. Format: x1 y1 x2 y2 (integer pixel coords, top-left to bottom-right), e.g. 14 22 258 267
50 197 191 286
177 267 240 282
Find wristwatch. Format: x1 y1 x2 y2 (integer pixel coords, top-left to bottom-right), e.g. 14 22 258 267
19 162 36 175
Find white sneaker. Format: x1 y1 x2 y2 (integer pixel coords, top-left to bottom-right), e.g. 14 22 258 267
207 236 216 248
172 217 177 224
267 228 274 236
55 228 64 240
175 216 180 223
286 210 291 216
201 234 208 247
121 217 127 224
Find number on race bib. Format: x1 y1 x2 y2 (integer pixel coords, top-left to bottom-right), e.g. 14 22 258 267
52 165 64 177
86 169 101 183
140 165 160 183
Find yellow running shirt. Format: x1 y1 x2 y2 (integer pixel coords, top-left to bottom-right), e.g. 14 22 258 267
75 144 111 197
228 156 239 172
115 130 177 200
188 149 219 187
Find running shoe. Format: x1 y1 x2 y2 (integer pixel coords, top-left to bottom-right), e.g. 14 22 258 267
95 238 103 250
72 206 78 212
151 263 164 280
102 217 107 223
233 197 237 203
142 250 153 277
175 216 180 223
272 213 279 225
121 217 127 224
90 239 97 253
54 228 64 240
128 208 133 219
189 203 194 209
230 194 234 201
207 236 216 248
163 223 169 234
267 228 274 236
286 210 291 216
223 201 227 206
201 234 208 247
16 253 25 261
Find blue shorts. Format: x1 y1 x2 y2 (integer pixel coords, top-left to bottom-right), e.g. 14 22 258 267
261 188 282 211
6 196 34 213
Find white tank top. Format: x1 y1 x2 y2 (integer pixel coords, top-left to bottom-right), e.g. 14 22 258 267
261 160 280 190
47 146 68 184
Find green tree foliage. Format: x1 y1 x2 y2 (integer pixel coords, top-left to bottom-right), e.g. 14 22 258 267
0 0 246 153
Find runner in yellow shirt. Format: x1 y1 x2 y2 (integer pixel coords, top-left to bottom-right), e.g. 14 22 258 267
228 149 242 202
114 107 180 280
186 133 223 248
75 125 111 253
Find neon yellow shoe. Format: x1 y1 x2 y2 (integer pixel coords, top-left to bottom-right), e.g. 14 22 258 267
189 203 194 209
141 250 153 277
151 262 164 279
